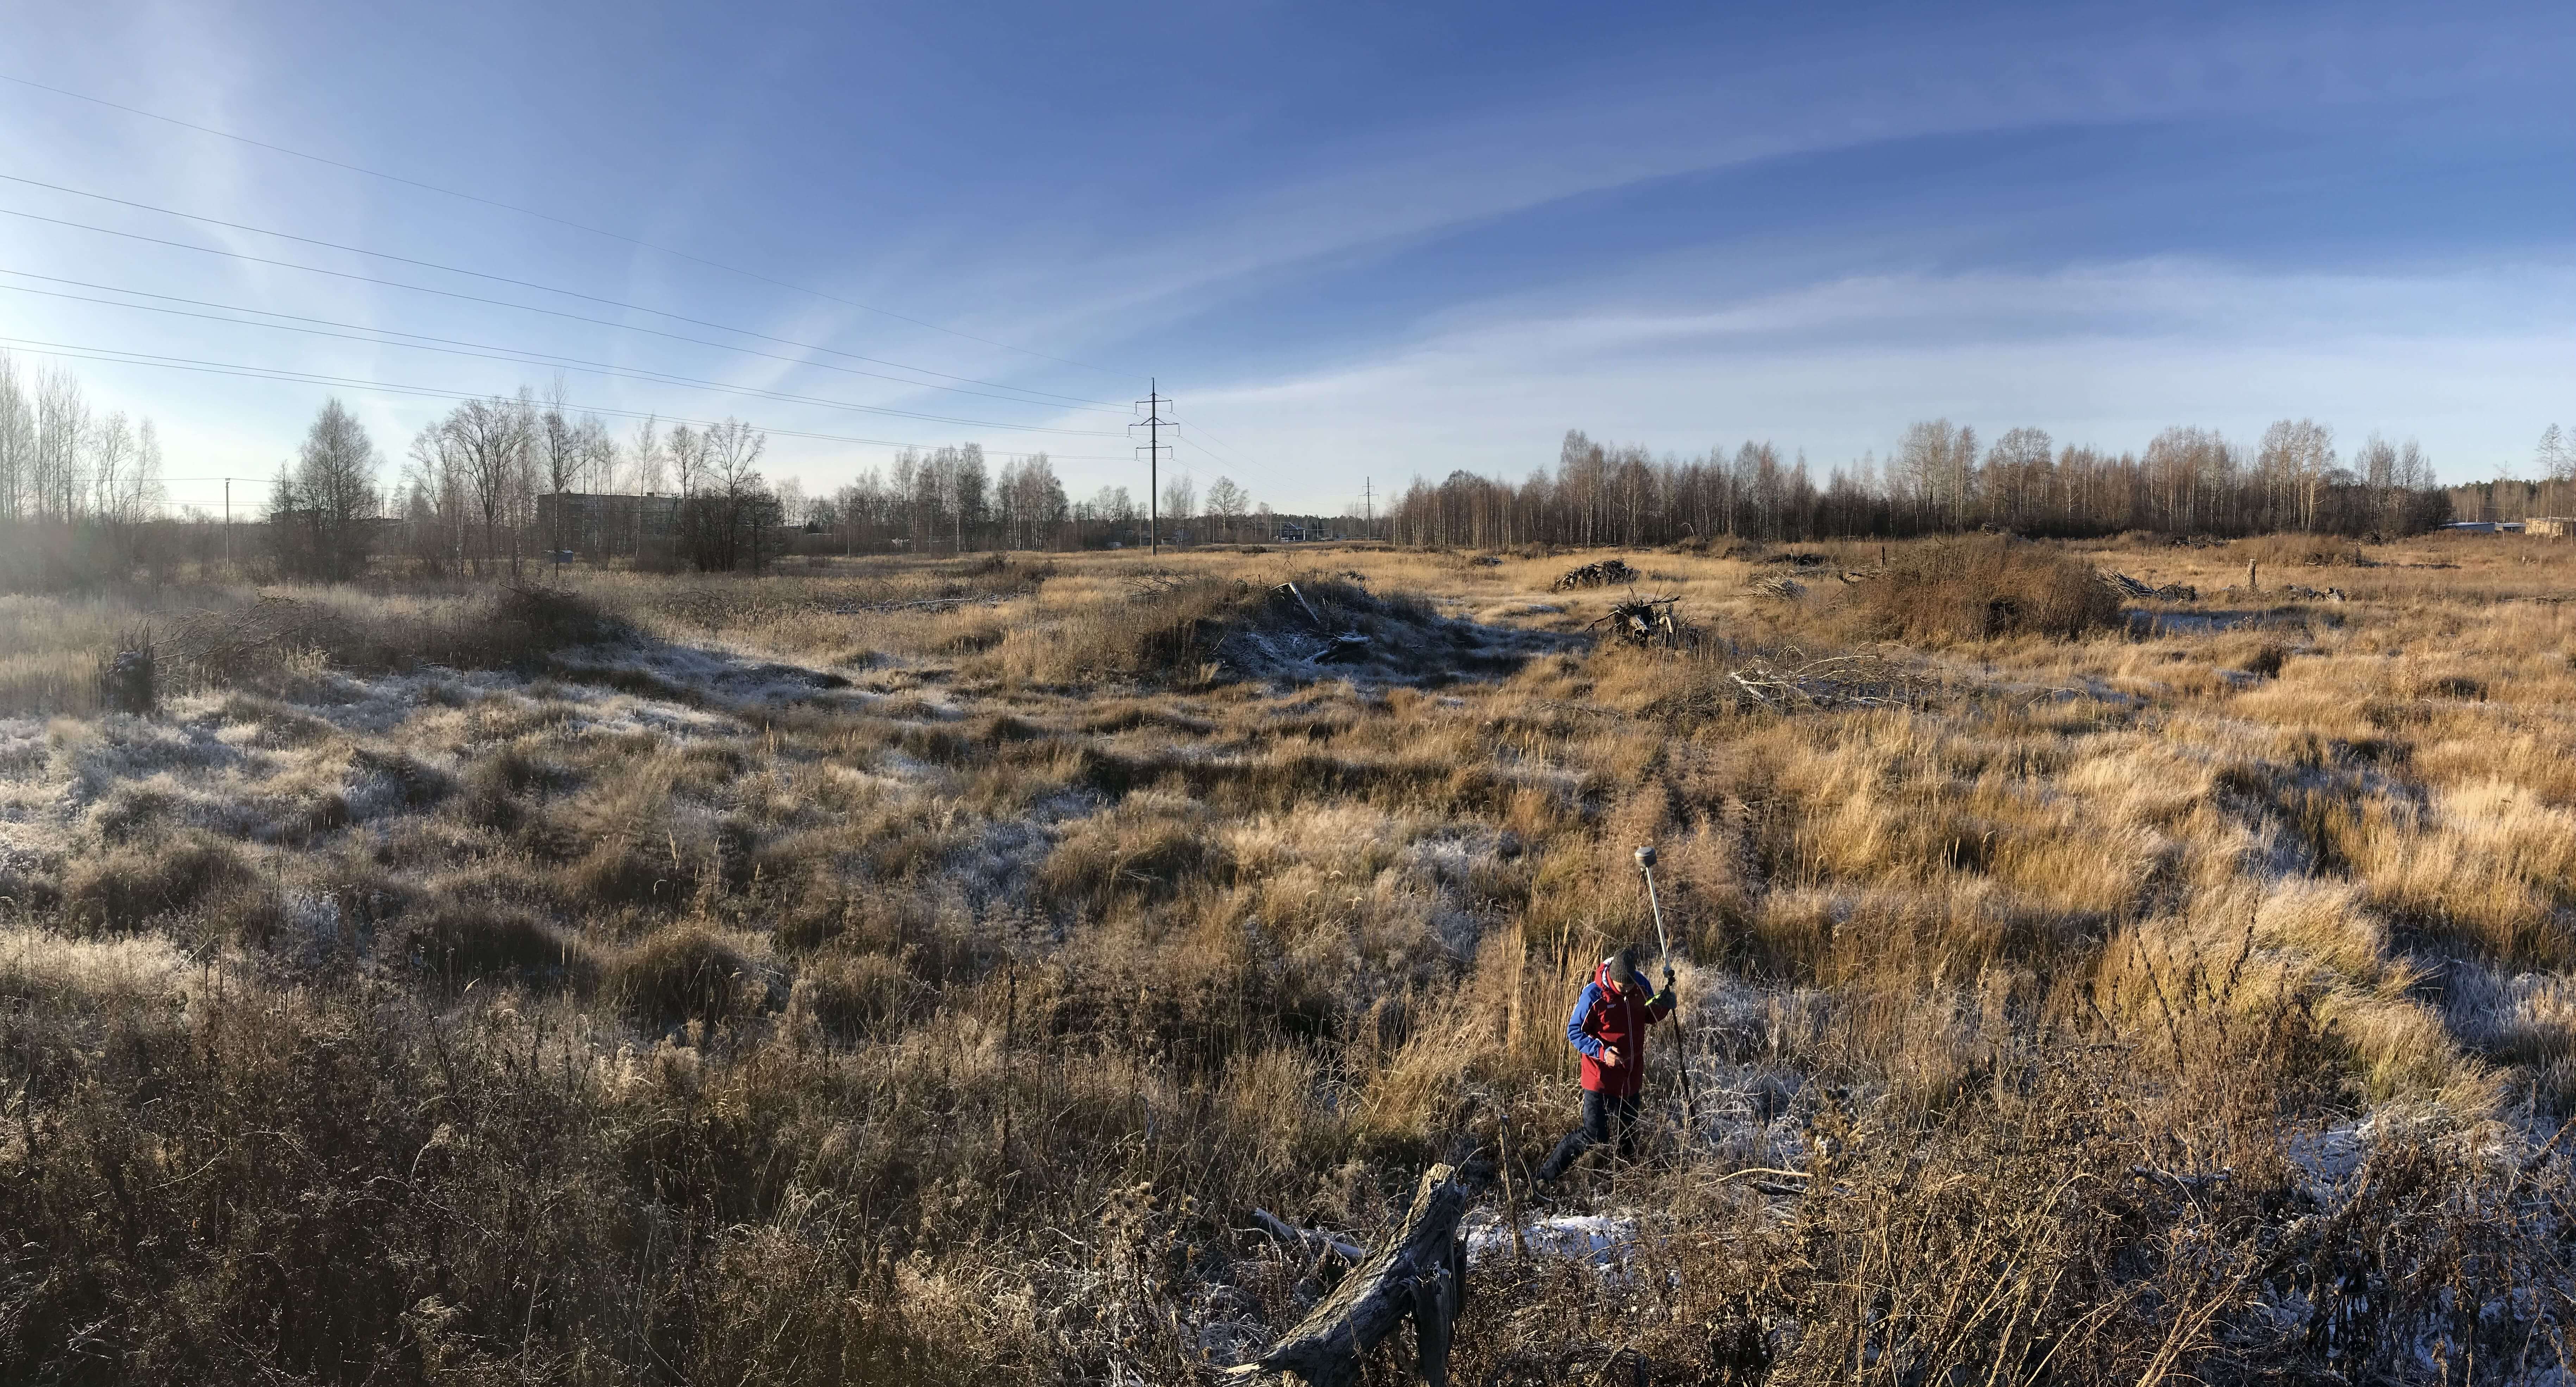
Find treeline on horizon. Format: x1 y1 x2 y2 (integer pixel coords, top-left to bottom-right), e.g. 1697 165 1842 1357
0 356 1299 592
1387 422 2515 548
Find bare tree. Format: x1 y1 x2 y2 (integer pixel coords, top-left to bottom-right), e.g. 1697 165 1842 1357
0 353 27 520
579 415 617 494
132 419 165 524
270 398 382 581
1203 475 1249 541
681 418 770 571
444 396 526 577
403 422 469 575
2257 419 2336 531
536 378 581 555
2542 424 2576 484
1159 470 1196 542
88 412 133 527
32 367 86 522
630 417 669 494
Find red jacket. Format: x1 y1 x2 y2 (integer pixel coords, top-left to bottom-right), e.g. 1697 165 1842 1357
1567 960 1673 1096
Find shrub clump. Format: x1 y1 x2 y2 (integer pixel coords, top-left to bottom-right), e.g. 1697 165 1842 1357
1847 537 2120 642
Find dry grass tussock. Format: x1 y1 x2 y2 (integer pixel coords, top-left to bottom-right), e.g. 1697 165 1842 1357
1843 534 2123 642
6 536 2576 1381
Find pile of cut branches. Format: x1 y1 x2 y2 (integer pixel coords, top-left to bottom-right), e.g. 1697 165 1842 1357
1590 593 1694 648
1723 649 1925 710
2100 571 2198 602
1551 558 1639 591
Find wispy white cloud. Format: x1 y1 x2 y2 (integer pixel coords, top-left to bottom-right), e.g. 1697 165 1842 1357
1177 256 2576 511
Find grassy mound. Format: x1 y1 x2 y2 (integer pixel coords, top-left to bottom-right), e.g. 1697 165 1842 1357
611 925 760 1028
61 831 255 933
1847 537 2120 642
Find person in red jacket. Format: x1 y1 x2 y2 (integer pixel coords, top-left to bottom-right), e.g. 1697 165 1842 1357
1533 947 1675 1185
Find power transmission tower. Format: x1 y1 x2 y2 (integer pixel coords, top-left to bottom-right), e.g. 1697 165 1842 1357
1133 380 1171 555
1361 477 1374 542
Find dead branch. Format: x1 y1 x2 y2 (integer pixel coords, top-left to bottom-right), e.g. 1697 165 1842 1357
1277 583 1327 631
1251 1208 1364 1262
1724 651 1922 710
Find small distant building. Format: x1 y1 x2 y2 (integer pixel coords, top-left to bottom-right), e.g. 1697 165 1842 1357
2443 521 2501 535
2530 516 2576 538
534 491 681 559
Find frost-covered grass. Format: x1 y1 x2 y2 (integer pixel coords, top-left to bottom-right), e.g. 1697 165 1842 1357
5 537 2576 1380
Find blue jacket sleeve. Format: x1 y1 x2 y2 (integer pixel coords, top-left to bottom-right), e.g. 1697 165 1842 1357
1566 983 1604 1059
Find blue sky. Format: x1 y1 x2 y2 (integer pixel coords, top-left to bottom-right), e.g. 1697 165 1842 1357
5 0 2575 515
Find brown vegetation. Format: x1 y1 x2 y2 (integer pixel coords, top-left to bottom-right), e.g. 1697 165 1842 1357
1844 535 2123 641
4 535 2576 1382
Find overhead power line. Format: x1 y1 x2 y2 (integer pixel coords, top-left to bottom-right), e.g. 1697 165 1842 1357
0 272 1127 430
0 336 1128 461
0 175 1119 410
0 206 1124 416
0 70 1131 379
1172 418 1269 474
0 307 1121 436
1173 427 1245 474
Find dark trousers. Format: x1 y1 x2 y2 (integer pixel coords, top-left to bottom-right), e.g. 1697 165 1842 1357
1535 1089 1641 1182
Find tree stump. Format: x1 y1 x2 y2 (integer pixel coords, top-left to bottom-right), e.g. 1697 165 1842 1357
1226 1164 1473 1387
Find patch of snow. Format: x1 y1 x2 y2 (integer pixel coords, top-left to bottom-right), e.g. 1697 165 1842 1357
1461 1211 1637 1267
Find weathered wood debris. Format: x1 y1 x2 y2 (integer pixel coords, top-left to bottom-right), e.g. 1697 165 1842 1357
1550 558 1640 591
1590 595 1693 648
1276 583 1374 664
1725 651 1920 710
1226 1164 1472 1387
2099 571 2199 602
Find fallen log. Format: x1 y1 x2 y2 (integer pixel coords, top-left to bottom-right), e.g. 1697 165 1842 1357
1227 1163 1472 1387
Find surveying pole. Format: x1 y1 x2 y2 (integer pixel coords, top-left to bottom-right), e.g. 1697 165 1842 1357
1133 381 1171 556
1634 844 1697 1132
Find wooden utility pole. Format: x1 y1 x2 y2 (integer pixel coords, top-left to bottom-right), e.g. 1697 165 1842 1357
1133 381 1171 556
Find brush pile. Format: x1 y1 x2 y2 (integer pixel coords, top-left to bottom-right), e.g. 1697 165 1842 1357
1551 558 1640 591
1747 574 1806 600
1723 649 1924 710
1590 594 1694 648
2100 571 2199 602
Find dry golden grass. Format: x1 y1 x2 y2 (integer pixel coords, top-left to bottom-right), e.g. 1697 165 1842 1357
4 532 2576 1380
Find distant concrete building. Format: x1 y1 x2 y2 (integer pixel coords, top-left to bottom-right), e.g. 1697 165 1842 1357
2530 516 2576 539
534 492 681 559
